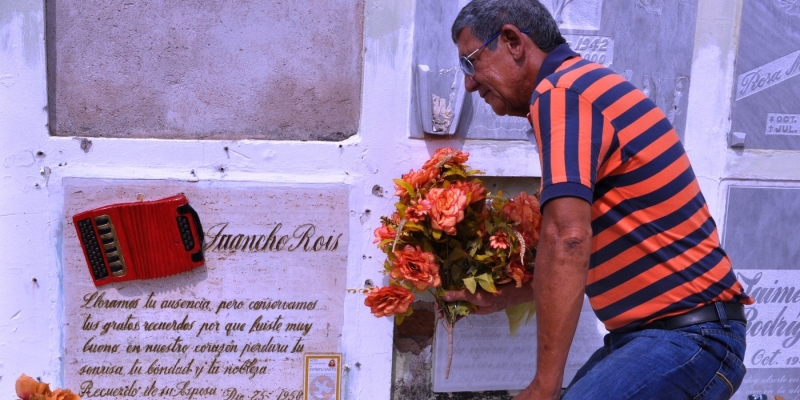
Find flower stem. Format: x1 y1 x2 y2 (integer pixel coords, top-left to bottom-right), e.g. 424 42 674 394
445 320 454 379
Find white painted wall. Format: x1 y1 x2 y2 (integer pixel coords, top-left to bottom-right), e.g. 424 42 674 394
1 0 792 398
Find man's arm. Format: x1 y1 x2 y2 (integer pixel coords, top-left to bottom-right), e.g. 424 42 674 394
515 196 592 400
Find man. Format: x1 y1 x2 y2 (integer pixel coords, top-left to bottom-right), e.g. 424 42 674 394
443 1 753 399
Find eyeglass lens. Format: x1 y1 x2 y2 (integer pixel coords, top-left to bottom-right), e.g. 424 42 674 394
460 57 475 76
458 30 530 76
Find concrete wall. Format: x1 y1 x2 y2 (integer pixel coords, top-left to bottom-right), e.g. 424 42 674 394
1 0 798 399
45 0 364 141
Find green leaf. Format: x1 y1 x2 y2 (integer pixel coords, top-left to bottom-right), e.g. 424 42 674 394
447 246 467 262
404 221 424 232
393 179 416 198
462 276 477 294
432 229 442 240
468 240 481 257
442 168 467 179
395 313 405 325
525 301 536 325
378 238 395 249
505 301 535 336
474 273 498 293
484 220 494 234
450 263 463 284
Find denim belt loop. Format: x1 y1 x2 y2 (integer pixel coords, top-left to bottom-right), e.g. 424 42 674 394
715 302 730 329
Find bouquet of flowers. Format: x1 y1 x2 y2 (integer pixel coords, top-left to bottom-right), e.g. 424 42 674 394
363 148 542 378
15 374 81 400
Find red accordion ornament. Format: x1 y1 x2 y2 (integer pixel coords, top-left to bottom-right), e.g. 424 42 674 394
72 194 205 286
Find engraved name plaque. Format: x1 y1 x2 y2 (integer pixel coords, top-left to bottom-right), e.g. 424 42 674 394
730 0 800 150
62 179 348 399
723 185 800 400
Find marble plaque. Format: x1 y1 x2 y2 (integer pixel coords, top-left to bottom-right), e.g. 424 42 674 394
410 0 697 141
431 296 605 392
730 0 800 150
723 186 800 400
62 179 348 399
45 0 363 141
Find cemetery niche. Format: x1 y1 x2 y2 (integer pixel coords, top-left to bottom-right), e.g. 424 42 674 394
62 179 349 400
410 0 698 142
723 185 800 400
729 0 800 150
45 0 364 141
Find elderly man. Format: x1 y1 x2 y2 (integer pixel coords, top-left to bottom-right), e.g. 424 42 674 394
443 1 754 399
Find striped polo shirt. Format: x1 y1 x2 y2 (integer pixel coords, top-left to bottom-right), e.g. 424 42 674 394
527 44 753 332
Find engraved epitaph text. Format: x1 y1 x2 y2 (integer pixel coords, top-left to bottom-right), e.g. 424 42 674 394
63 180 348 399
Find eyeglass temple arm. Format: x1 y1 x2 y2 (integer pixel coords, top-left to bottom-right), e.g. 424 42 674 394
467 29 532 58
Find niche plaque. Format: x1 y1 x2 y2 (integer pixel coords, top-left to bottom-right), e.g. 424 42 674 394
432 298 605 392
730 0 800 150
46 1 364 141
723 185 800 400
63 179 348 399
410 0 697 141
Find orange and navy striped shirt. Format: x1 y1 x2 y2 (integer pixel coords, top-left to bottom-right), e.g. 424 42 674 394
527 44 753 332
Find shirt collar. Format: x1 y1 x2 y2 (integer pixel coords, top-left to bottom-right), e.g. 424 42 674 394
534 43 579 87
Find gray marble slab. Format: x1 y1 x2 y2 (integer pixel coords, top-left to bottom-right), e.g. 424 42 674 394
723 185 800 400
411 0 697 142
45 1 363 141
432 296 605 392
730 0 800 150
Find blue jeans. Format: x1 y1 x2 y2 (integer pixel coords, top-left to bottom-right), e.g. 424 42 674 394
562 319 747 400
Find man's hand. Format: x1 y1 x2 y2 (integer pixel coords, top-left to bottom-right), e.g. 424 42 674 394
442 280 535 315
512 378 563 400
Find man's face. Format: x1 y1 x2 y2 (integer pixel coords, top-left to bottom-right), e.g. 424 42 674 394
456 28 526 117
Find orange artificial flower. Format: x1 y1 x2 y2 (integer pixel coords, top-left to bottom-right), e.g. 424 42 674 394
47 389 81 400
452 179 486 204
364 285 414 317
426 187 467 235
405 198 431 222
506 260 532 288
15 374 52 400
390 245 441 290
394 168 438 198
390 211 402 224
503 192 543 248
422 147 470 170
490 231 510 250
373 223 397 244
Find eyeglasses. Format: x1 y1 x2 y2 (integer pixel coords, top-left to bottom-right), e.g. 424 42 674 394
459 30 530 76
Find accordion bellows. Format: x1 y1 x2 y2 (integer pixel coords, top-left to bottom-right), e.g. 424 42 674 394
73 194 205 286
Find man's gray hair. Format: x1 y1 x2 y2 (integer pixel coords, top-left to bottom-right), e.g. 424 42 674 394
452 0 566 53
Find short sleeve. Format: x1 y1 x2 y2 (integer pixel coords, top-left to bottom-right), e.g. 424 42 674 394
529 87 602 211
